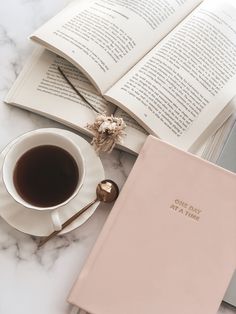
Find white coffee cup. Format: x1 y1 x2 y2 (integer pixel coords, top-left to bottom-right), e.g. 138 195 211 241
2 130 85 231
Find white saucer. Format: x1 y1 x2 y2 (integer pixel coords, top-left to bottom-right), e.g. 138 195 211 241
0 128 105 237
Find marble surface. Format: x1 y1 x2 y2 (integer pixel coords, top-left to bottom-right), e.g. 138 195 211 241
0 1 235 314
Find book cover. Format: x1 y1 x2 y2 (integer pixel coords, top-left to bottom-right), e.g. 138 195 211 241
68 135 236 314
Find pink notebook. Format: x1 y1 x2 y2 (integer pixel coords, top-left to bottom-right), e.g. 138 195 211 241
68 136 236 314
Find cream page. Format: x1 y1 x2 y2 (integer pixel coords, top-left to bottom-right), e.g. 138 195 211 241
31 0 202 94
5 48 147 154
7 49 114 121
105 0 236 150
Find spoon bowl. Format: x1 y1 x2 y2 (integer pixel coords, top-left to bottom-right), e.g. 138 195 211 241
96 180 119 203
38 179 119 248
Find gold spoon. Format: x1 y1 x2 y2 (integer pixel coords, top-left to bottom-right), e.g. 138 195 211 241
38 180 119 248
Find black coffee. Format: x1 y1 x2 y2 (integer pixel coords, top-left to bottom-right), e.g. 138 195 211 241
13 145 79 207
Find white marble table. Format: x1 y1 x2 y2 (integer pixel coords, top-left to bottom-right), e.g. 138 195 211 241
0 1 235 314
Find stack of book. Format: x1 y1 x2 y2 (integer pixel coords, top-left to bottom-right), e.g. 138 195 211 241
5 0 236 157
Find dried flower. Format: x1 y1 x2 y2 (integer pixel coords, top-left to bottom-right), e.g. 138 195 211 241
57 66 126 153
87 113 126 153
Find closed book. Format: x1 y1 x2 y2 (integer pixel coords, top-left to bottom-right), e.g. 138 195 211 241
68 136 236 314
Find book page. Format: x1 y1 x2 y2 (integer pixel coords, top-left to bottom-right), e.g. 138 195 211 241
31 0 202 94
106 0 236 151
113 108 148 152
5 48 146 154
6 48 114 118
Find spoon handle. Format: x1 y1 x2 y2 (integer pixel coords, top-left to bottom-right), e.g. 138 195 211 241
38 198 98 248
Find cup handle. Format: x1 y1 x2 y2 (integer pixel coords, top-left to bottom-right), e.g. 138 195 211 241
51 209 62 231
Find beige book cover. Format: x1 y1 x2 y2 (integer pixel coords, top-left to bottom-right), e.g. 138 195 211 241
68 136 236 314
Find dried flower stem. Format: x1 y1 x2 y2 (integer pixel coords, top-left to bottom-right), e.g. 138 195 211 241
58 66 99 113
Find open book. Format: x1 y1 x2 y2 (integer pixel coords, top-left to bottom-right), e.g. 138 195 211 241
5 48 147 153
6 0 236 153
